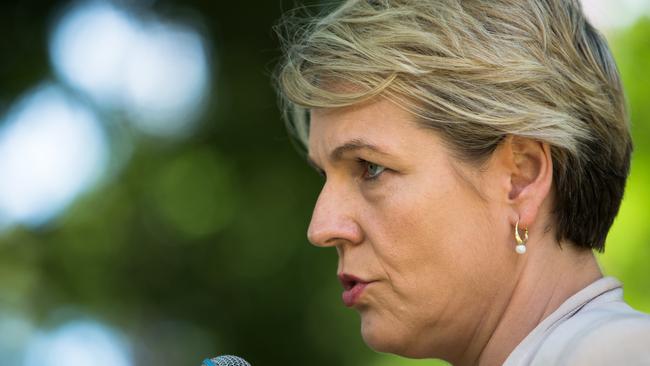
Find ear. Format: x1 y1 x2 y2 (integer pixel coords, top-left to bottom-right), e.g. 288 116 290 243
494 136 553 229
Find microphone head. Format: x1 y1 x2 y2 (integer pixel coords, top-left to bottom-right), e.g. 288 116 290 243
202 355 251 366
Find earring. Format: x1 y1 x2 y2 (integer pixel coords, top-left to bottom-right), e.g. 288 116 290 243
515 221 528 254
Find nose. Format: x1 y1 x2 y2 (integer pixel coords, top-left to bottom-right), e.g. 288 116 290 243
307 182 363 248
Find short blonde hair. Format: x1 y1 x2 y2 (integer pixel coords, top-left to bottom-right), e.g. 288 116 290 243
275 0 632 251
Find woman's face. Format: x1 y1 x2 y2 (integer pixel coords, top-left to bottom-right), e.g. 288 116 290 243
307 98 518 358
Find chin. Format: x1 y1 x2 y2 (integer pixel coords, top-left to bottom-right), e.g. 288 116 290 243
360 315 417 357
359 312 436 359
361 325 399 353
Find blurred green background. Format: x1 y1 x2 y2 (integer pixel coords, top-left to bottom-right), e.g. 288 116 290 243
0 1 648 365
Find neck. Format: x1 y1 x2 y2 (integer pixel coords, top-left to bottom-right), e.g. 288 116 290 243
459 240 602 366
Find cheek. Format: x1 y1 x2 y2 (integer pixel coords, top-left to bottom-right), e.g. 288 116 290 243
367 171 463 263
363 171 502 297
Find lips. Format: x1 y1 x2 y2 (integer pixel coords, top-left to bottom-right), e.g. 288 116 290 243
338 274 373 307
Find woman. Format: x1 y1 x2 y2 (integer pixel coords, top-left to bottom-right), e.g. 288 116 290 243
275 0 650 365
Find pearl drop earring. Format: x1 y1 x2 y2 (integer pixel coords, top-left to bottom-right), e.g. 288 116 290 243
515 221 528 254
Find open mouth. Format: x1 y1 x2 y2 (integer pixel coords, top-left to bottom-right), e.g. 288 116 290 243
338 274 373 307
339 274 366 290
341 277 358 290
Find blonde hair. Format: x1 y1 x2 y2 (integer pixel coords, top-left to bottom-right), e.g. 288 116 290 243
275 0 632 251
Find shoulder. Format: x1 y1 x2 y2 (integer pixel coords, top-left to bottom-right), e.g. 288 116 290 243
532 301 650 365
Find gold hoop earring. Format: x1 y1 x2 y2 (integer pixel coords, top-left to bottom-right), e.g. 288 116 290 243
515 221 528 254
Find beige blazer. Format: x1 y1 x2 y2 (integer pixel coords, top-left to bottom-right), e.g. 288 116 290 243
503 277 650 365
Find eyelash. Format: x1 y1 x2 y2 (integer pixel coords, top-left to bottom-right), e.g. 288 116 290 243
313 160 387 181
357 158 386 181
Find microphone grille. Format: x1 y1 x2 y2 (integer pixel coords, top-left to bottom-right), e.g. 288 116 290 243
203 355 251 366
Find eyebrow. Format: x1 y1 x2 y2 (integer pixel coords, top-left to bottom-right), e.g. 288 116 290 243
307 138 394 171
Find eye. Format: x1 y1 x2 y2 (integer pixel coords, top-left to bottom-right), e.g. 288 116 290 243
360 160 386 180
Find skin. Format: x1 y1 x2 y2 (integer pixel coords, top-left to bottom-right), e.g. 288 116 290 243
306 97 603 365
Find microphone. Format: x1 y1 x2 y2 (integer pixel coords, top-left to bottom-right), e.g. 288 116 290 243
202 355 251 366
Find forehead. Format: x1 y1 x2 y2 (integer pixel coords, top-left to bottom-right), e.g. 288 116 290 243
308 98 421 153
